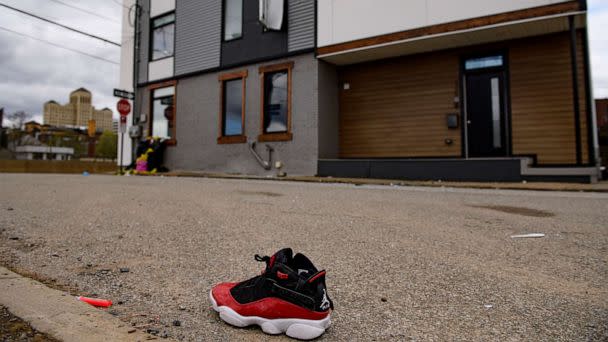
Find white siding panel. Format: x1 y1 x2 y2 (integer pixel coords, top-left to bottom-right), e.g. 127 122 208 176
150 0 175 17
317 0 573 47
148 57 174 81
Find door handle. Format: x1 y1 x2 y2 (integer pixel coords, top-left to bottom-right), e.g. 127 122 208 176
467 120 471 125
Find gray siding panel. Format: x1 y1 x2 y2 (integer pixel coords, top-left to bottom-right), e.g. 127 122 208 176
138 0 150 84
175 0 221 75
288 0 315 52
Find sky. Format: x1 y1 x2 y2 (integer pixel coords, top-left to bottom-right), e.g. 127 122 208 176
0 0 607 127
0 0 123 125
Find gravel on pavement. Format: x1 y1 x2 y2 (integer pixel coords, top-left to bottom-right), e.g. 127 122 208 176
1 173 607 341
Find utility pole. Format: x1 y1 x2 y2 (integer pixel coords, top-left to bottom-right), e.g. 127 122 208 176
131 0 141 163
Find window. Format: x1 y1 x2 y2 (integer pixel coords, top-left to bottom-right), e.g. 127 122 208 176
218 70 247 144
465 55 503 70
151 13 175 60
259 62 293 142
150 82 176 142
224 0 242 41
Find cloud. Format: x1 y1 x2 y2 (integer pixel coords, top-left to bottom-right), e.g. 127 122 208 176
0 0 123 125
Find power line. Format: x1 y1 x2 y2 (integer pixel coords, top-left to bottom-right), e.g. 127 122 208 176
0 2 120 47
111 0 130 10
48 0 120 24
0 25 119 65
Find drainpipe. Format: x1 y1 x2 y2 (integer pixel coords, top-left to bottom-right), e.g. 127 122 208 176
249 142 273 170
131 0 141 165
569 15 582 166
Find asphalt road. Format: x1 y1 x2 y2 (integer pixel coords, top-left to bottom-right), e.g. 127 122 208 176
1 174 607 341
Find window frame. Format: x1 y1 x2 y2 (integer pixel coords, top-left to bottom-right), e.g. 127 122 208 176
222 0 244 42
218 70 248 144
258 61 293 142
150 12 176 62
148 80 178 146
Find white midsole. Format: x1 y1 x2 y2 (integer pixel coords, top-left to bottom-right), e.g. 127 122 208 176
209 290 331 340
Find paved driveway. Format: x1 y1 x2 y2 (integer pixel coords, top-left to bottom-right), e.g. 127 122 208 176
1 174 607 341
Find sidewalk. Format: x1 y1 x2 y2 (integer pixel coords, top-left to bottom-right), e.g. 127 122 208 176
163 171 608 192
0 267 160 342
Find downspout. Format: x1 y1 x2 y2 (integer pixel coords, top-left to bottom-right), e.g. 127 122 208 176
581 14 602 179
249 142 273 170
569 15 582 165
131 0 141 163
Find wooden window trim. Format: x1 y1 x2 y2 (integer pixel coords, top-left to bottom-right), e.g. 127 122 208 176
258 61 294 142
218 70 248 144
148 80 177 146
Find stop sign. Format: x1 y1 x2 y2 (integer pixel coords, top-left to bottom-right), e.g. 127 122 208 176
117 99 131 116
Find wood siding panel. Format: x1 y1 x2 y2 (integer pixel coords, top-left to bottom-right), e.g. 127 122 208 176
510 31 588 164
339 31 589 163
339 52 461 158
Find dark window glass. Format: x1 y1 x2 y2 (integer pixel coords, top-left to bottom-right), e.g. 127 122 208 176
224 0 242 41
151 86 175 139
152 13 175 60
263 71 288 133
222 79 243 136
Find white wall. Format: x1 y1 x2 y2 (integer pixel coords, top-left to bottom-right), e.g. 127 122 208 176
148 57 174 81
317 0 573 47
150 0 175 17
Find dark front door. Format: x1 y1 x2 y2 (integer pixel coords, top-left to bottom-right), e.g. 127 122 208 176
466 72 507 157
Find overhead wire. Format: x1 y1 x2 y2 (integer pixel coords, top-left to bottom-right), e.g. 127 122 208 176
0 2 120 46
48 0 120 24
0 25 119 65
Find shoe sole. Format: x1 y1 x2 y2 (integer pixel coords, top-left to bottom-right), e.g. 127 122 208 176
209 290 331 340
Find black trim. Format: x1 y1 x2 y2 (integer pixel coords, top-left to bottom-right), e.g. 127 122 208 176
318 159 523 182
458 62 466 158
582 27 596 165
314 0 318 57
137 49 314 87
578 0 587 11
569 15 582 165
523 175 592 184
504 51 513 157
173 0 177 76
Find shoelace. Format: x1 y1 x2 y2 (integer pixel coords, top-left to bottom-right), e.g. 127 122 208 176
254 254 270 264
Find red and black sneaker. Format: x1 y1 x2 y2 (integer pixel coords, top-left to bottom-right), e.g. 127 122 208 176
209 248 333 340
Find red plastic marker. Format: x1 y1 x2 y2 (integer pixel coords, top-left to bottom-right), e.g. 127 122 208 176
77 296 112 308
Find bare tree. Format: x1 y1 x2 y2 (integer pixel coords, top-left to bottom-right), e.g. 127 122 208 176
5 111 33 154
5 111 32 130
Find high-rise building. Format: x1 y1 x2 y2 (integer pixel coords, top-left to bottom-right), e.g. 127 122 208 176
43 88 113 132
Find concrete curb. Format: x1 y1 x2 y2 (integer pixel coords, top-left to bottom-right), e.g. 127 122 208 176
0 266 162 342
154 171 608 193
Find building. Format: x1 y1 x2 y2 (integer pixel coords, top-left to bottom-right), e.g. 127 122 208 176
123 0 600 182
43 88 114 132
14 145 74 161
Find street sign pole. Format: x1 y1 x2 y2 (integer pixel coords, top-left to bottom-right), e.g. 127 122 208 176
117 99 131 174
120 129 124 174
